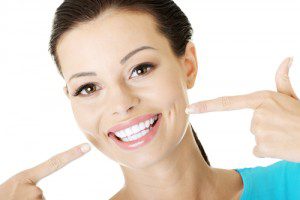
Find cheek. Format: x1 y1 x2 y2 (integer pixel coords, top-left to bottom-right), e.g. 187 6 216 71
151 66 189 138
153 67 187 112
71 102 117 156
71 101 101 137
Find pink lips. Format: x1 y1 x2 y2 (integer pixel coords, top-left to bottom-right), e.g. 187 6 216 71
109 113 162 150
108 113 160 135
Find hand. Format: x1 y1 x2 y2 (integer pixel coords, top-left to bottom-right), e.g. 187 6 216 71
185 57 300 162
0 143 91 200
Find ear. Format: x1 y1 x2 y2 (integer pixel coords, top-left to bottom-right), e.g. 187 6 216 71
63 85 70 99
180 41 198 89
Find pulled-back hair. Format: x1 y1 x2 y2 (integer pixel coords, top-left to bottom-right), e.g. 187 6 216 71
49 0 210 166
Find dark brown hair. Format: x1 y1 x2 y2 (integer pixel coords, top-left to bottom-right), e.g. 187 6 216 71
49 0 210 166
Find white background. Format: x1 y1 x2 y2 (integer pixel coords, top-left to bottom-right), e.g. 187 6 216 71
0 0 299 199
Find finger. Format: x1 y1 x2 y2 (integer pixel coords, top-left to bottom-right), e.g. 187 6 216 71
30 186 43 199
22 143 91 184
18 185 43 199
186 91 269 113
252 145 265 158
275 57 299 100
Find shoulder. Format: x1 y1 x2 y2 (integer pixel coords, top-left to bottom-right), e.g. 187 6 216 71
236 160 300 183
235 160 300 199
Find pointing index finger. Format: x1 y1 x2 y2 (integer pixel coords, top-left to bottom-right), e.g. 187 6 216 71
187 91 270 113
21 143 91 184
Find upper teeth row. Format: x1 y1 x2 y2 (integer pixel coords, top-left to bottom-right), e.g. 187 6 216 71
114 114 158 138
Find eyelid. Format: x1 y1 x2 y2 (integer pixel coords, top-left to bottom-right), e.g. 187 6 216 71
129 62 155 78
72 82 100 97
128 61 150 73
73 62 156 97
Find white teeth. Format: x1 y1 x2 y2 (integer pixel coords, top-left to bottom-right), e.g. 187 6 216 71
139 121 146 130
114 114 158 138
116 130 126 137
150 118 154 125
145 120 150 128
121 128 151 142
132 124 140 133
124 128 131 137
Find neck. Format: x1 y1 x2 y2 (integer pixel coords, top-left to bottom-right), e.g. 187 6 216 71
119 125 218 200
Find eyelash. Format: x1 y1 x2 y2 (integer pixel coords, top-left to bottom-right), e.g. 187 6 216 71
72 62 155 97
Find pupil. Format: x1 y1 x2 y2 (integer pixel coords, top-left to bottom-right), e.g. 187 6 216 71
86 85 94 93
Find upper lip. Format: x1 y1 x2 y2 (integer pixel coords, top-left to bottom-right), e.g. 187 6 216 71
107 113 160 135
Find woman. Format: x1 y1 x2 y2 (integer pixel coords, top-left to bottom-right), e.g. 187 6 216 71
1 0 300 199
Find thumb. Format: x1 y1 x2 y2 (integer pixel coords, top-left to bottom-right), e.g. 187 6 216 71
275 57 299 100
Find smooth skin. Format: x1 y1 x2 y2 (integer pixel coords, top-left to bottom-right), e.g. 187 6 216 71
186 57 300 163
58 9 243 200
0 9 244 200
0 143 91 200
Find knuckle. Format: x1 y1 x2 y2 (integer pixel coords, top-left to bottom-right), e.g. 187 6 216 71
47 157 63 171
250 119 260 135
197 103 208 112
255 135 265 145
253 145 268 158
261 90 274 100
250 124 257 134
23 178 35 185
280 74 290 82
219 96 231 109
253 145 263 157
255 136 270 154
264 97 278 107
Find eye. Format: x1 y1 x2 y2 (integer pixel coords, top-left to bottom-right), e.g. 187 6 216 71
73 82 100 97
130 62 155 79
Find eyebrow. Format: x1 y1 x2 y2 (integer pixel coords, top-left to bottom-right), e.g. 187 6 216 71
67 45 157 83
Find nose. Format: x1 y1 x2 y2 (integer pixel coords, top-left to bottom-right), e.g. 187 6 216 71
108 83 139 116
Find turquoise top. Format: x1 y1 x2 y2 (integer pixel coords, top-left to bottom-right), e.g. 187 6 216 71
235 160 300 200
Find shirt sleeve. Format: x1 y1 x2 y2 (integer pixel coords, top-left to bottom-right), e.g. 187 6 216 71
235 160 300 200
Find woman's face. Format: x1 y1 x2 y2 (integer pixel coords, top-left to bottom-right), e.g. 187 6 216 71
57 9 197 169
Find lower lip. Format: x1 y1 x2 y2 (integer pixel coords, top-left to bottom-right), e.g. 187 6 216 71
109 113 162 151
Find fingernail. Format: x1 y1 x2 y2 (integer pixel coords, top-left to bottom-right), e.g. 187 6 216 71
80 143 91 153
288 57 294 68
185 106 195 114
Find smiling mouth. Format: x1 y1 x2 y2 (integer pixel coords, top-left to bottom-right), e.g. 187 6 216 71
110 114 159 142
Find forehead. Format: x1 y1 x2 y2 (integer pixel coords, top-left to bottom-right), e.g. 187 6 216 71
57 9 171 77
